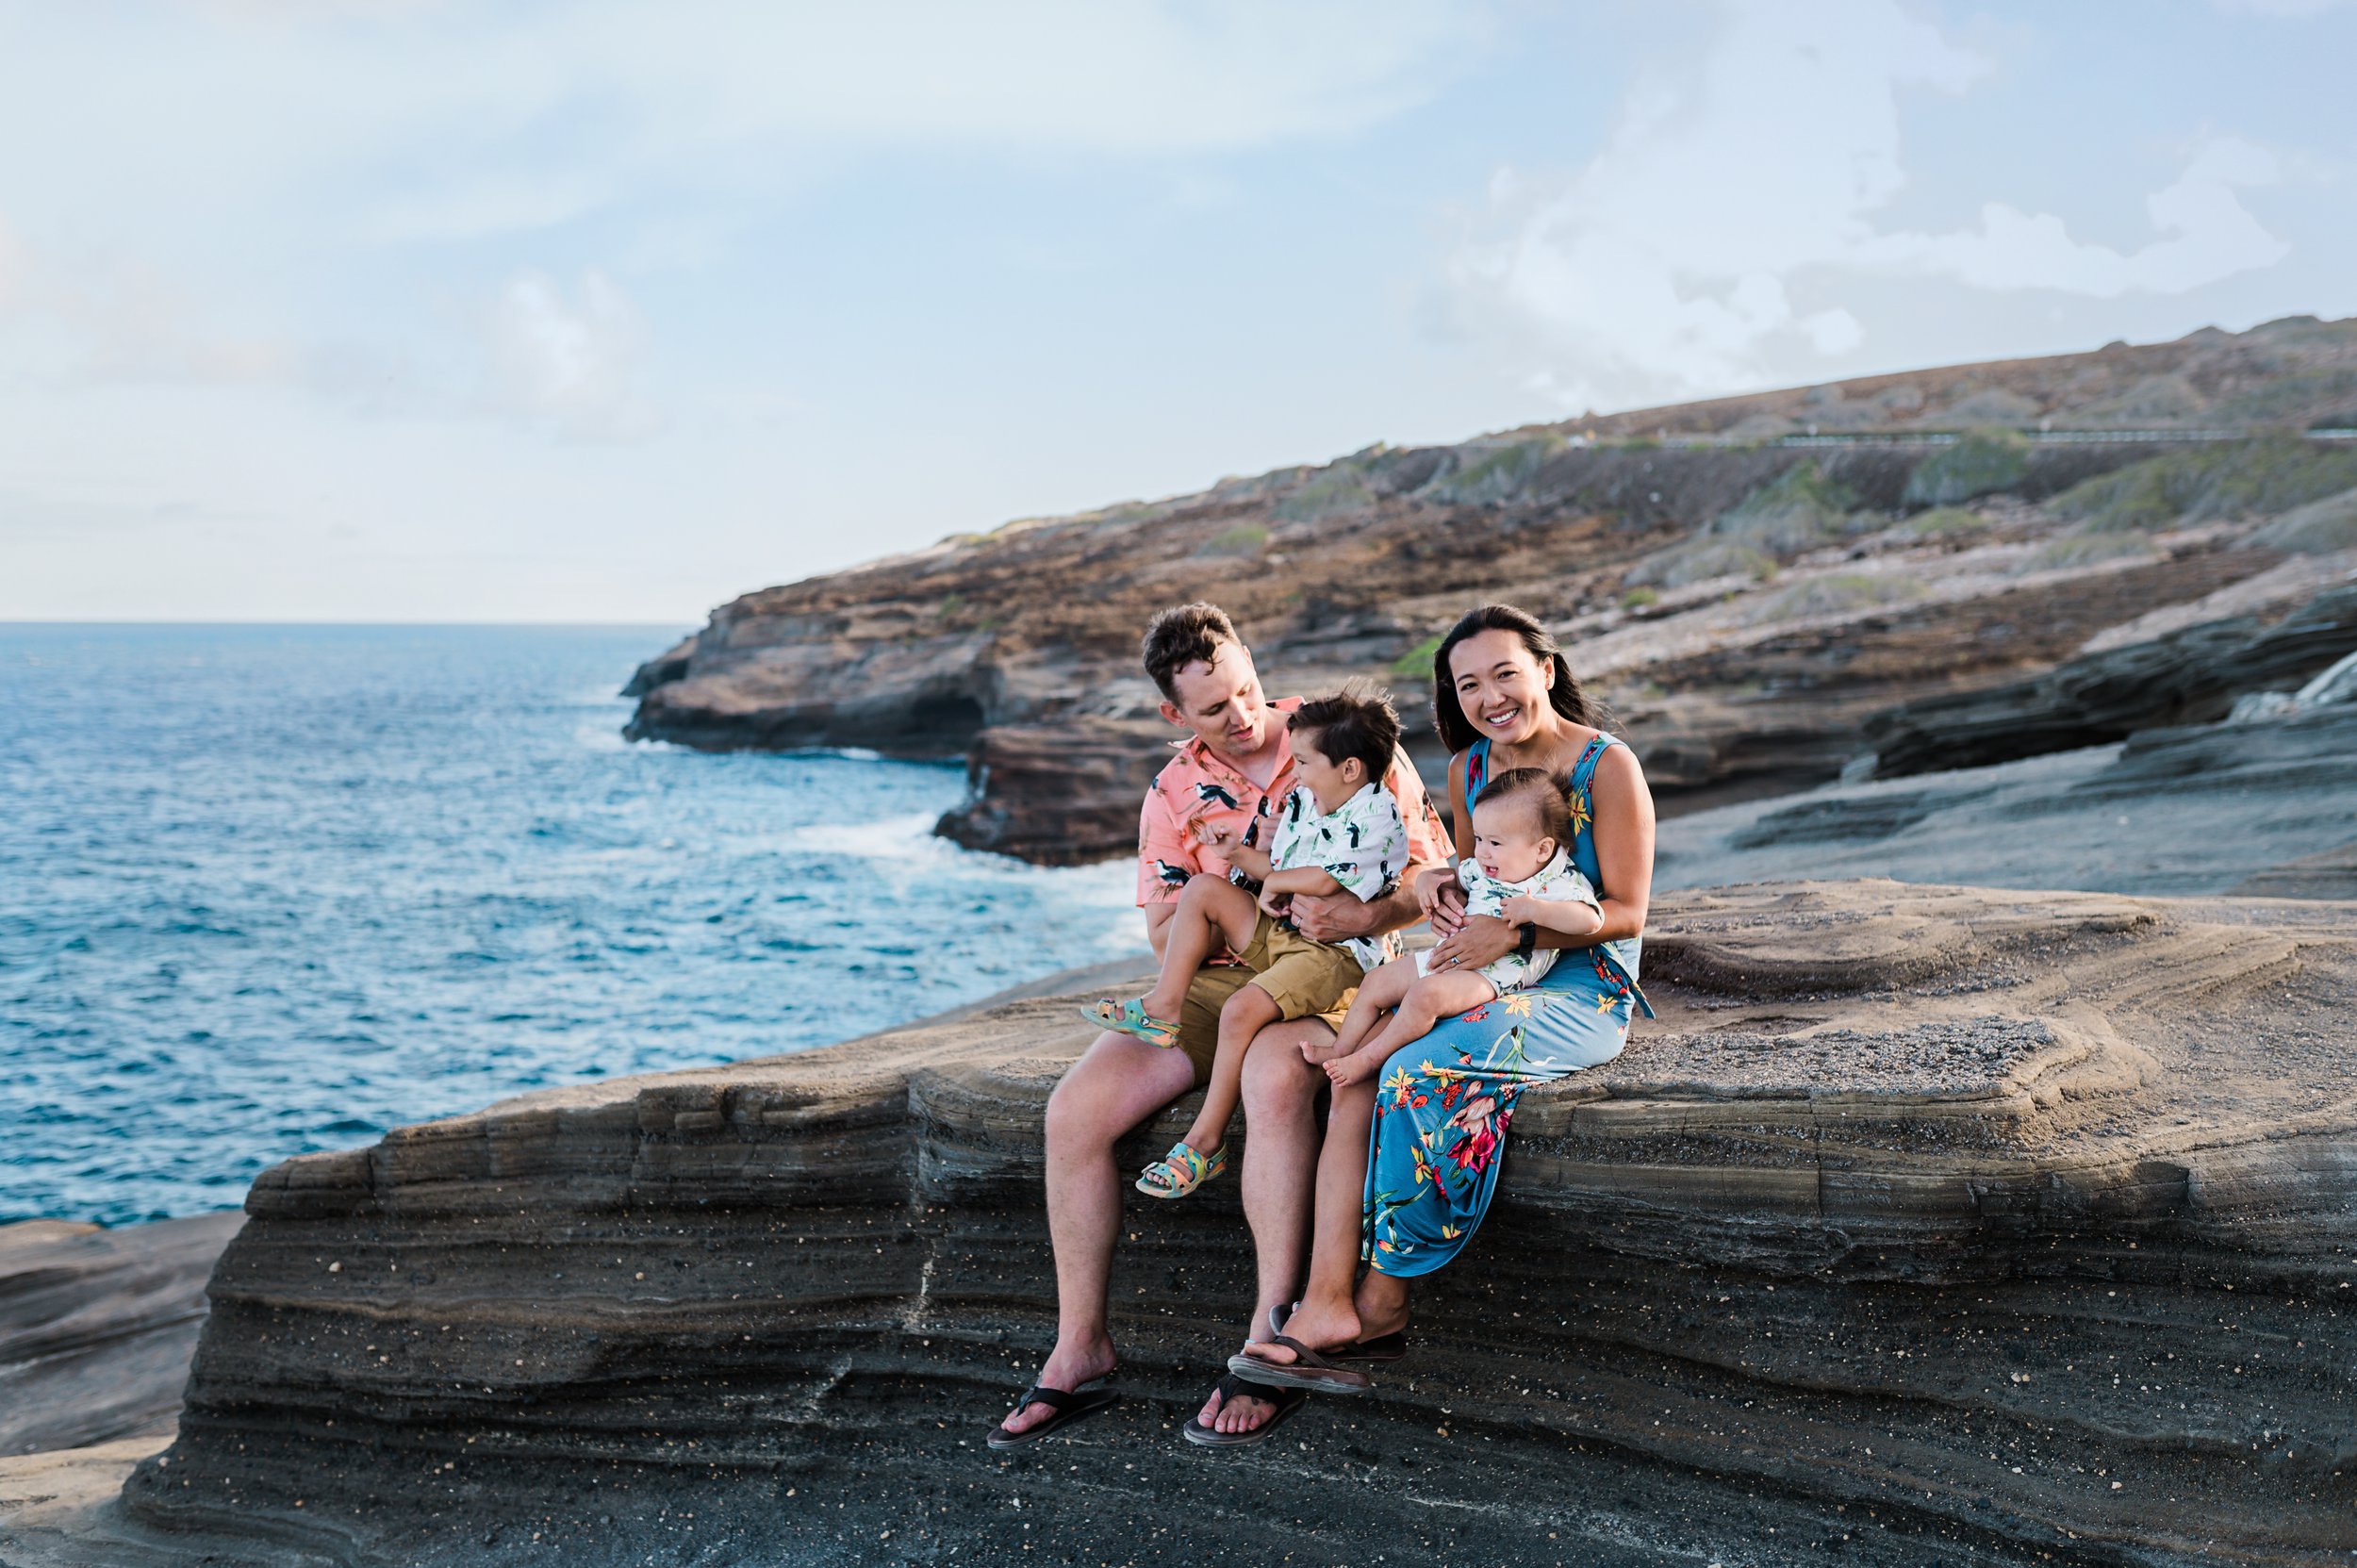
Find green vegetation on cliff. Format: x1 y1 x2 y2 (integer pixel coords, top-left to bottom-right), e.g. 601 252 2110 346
2054 434 2357 533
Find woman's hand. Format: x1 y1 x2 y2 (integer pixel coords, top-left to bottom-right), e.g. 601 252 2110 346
1423 913 1514 975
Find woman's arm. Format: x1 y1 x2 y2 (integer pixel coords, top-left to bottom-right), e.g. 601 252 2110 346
1583 745 1655 945
1422 750 1475 933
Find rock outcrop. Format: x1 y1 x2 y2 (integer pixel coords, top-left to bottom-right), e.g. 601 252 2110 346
0 1214 243 1456
1862 582 2357 779
81 883 2357 1566
623 319 2357 863
1658 701 2357 899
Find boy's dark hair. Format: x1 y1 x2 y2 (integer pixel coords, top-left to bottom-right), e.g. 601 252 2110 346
1288 691 1401 784
1474 766 1572 847
1143 602 1242 701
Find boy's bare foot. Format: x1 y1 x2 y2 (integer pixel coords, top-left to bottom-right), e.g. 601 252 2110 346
997 1333 1117 1437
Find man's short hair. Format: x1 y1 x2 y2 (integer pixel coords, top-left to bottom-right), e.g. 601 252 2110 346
1474 766 1572 846
1143 602 1242 701
1288 692 1401 783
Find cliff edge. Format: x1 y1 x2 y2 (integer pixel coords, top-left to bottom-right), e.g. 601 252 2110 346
63 881 2357 1567
623 317 2357 864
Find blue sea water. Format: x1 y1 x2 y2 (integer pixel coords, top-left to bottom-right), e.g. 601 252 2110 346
0 624 1140 1226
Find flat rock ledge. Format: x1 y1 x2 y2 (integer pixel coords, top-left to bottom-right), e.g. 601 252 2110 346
102 883 2357 1566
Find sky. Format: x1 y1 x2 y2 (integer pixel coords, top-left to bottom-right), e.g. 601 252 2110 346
3 0 2354 623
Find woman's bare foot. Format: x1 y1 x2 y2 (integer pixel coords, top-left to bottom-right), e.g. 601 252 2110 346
1195 1378 1281 1435
1251 1293 1361 1363
997 1332 1116 1437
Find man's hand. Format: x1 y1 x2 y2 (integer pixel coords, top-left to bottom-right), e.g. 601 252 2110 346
1424 914 1515 974
1286 887 1376 943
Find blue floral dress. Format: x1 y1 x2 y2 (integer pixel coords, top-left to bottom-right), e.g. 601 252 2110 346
1361 734 1649 1278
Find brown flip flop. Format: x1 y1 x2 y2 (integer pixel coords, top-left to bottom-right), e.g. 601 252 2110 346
985 1382 1119 1448
1181 1375 1310 1448
1226 1334 1372 1395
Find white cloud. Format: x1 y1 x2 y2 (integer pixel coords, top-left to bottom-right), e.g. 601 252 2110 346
1448 0 2297 411
484 269 657 442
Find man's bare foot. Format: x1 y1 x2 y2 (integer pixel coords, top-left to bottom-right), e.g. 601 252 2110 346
1250 1295 1361 1364
998 1333 1117 1436
1195 1378 1282 1436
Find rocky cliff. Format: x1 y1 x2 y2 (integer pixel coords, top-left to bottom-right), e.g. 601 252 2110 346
32 883 2341 1567
0 1214 242 1457
623 317 2357 864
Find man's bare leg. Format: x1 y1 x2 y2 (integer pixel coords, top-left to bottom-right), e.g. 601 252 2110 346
999 1029 1196 1436
1196 1015 1330 1437
1248 1071 1382 1362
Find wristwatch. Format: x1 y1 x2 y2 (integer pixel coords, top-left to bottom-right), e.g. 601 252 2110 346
1514 922 1537 962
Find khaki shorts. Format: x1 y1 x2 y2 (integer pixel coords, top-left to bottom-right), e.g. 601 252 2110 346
1171 917 1361 1083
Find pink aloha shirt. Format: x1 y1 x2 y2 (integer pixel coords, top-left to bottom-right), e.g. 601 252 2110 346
1134 695 1451 909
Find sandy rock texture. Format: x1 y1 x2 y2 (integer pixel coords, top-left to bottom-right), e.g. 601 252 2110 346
0 1214 243 1457
623 318 2357 863
59 883 2357 1567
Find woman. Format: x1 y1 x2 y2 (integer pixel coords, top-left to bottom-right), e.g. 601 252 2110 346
1229 602 1656 1386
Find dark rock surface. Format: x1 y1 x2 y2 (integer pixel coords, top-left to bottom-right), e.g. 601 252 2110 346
1863 582 2357 779
29 883 2349 1566
0 1213 243 1456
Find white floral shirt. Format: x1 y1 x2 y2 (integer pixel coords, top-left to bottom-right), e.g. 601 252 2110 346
1426 850 1602 991
1261 781 1409 971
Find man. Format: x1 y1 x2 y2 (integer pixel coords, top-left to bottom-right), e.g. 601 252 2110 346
993 602 1449 1444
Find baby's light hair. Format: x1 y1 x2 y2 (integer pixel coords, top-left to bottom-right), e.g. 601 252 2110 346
1473 767 1571 848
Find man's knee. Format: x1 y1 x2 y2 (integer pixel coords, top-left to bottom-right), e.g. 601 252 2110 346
1045 1046 1129 1156
1240 1025 1322 1113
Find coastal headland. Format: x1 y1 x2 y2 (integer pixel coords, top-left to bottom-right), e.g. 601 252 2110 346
7 881 2353 1566
623 316 2357 866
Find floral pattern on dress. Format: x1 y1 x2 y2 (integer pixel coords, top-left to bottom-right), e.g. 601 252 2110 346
1360 733 1644 1278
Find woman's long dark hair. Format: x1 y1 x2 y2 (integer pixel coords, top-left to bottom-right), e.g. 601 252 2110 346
1430 603 1608 753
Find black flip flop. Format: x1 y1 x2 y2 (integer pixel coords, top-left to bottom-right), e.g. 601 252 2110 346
1226 1334 1372 1395
985 1382 1119 1449
1182 1374 1310 1448
1269 1302 1408 1365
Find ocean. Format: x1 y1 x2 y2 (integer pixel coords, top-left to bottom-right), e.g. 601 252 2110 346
0 624 1140 1226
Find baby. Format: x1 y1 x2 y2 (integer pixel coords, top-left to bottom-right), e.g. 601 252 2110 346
1313 767 1602 1088
1081 692 1409 1198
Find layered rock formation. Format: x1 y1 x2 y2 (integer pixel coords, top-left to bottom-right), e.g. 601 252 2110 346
1863 582 2357 778
1658 701 2357 899
71 883 2357 1567
624 318 2357 862
0 1213 242 1456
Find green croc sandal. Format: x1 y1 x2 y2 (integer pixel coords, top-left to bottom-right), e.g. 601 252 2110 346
1080 996 1179 1049
1135 1141 1228 1199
